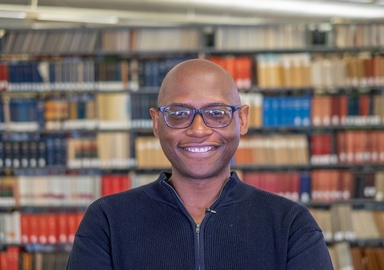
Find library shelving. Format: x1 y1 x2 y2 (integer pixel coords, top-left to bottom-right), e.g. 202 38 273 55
1 24 384 269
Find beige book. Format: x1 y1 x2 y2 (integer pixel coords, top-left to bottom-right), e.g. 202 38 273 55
334 242 354 270
375 171 384 201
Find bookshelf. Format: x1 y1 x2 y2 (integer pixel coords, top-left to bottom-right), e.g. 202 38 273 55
1 24 384 269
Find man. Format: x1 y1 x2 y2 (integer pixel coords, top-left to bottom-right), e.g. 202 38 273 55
67 59 333 269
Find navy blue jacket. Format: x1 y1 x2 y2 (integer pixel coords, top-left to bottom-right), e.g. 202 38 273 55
67 172 333 270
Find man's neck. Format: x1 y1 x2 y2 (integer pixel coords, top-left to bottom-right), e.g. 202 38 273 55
168 174 230 224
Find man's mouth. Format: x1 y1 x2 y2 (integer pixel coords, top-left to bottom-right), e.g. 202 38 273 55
184 146 215 153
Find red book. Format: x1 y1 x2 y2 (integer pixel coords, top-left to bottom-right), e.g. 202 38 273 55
223 57 237 83
102 175 114 196
359 94 370 118
363 56 374 86
368 131 379 163
0 63 9 91
57 213 69 243
37 214 48 244
119 175 131 192
0 252 8 270
20 214 30 244
289 172 300 202
29 214 39 244
331 95 340 125
344 131 355 163
234 137 253 165
379 131 384 163
242 172 258 187
5 246 20 270
311 170 320 202
339 170 354 200
311 96 321 126
67 213 77 243
235 56 252 90
338 95 348 125
68 212 84 243
46 214 58 244
263 173 279 195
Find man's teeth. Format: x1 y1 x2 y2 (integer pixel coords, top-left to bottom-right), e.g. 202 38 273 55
186 146 213 153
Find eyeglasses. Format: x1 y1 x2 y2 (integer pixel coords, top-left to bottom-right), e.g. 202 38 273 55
158 104 241 129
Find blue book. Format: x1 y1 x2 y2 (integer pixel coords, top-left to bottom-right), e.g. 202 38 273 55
262 96 271 127
0 134 5 168
0 100 4 124
31 61 43 83
49 62 56 85
270 97 280 127
36 99 45 129
299 172 311 203
152 60 160 87
77 98 86 120
27 99 38 122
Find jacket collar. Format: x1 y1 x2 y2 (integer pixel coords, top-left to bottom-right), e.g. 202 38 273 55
141 171 254 209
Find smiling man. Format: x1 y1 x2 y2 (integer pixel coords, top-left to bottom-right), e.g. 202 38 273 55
66 59 333 270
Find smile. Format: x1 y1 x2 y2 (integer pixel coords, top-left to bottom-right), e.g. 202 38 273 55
185 146 215 153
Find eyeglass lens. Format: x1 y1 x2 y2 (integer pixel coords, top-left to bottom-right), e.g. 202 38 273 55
162 105 235 128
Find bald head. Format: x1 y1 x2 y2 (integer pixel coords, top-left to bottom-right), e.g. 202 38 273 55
158 59 239 106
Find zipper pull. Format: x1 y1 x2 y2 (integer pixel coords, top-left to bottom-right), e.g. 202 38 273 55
205 208 216 214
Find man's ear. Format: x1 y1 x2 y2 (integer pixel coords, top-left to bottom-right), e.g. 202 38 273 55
239 105 249 136
149 108 160 138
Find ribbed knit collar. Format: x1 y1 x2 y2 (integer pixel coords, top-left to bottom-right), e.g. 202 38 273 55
141 171 255 210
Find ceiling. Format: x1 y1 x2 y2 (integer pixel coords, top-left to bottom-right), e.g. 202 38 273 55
0 0 384 29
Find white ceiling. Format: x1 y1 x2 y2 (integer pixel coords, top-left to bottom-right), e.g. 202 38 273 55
0 0 384 29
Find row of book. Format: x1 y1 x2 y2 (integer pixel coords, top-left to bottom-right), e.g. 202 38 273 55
255 52 384 89
2 24 384 55
0 92 156 131
2 130 384 170
311 93 384 127
234 134 309 166
2 168 382 209
240 170 384 203
234 130 384 166
1 29 98 55
311 130 384 165
0 131 134 169
3 205 384 246
0 173 132 207
1 28 201 55
4 168 381 208
0 247 69 270
311 204 384 243
0 57 192 91
214 24 384 50
243 92 384 128
1 241 384 270
0 172 157 207
334 24 384 48
328 242 384 270
0 211 84 245
2 52 384 93
3 91 384 132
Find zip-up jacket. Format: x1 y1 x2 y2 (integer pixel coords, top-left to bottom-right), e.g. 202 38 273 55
66 171 333 270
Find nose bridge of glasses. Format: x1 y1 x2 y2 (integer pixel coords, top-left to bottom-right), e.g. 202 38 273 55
191 108 206 125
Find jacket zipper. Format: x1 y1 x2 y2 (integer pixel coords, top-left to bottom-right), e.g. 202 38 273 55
162 178 229 270
196 223 201 270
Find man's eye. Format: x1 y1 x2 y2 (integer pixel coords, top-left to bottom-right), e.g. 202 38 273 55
207 109 226 117
170 110 190 117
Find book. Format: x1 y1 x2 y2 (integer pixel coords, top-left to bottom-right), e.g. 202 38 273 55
135 137 171 169
101 174 131 196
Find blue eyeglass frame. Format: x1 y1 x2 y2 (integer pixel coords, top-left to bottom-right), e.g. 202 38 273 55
157 104 242 129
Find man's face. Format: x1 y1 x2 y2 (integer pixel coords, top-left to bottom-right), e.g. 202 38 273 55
150 63 249 180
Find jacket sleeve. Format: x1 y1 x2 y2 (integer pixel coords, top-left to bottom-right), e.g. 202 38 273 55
66 202 114 270
286 207 334 270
